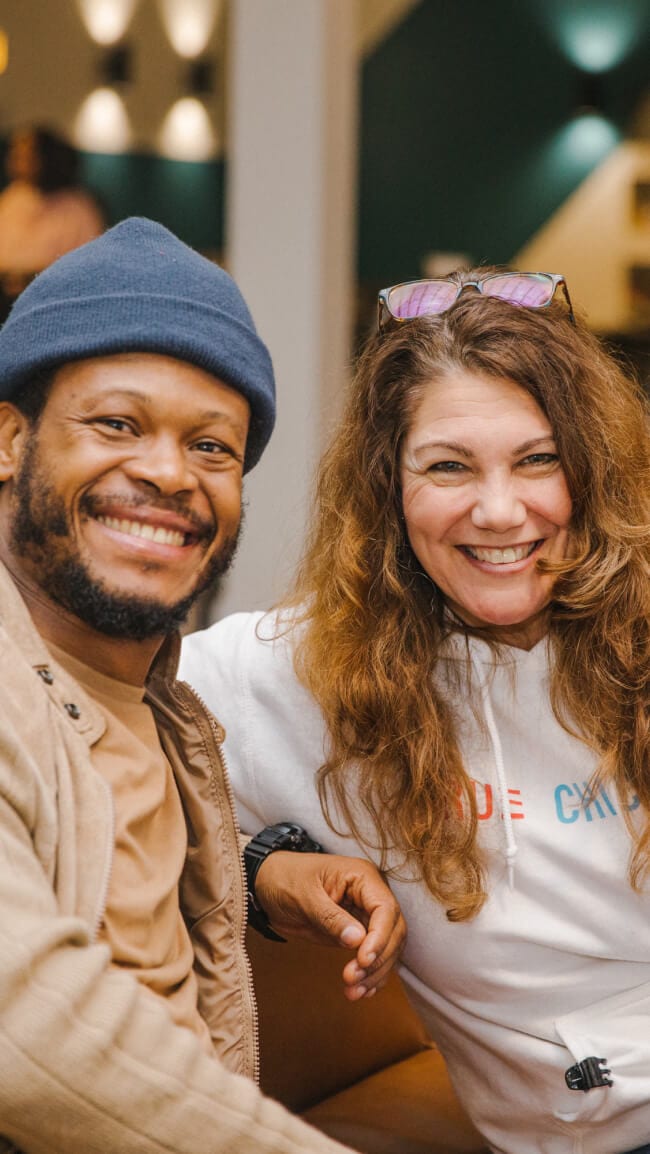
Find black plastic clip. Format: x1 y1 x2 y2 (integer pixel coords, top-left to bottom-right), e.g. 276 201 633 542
565 1056 613 1092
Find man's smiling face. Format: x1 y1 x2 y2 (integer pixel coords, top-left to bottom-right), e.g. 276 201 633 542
1 352 249 639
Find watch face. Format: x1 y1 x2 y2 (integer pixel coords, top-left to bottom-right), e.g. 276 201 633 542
247 824 323 859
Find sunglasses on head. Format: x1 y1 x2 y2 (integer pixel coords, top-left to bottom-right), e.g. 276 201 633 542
377 271 574 331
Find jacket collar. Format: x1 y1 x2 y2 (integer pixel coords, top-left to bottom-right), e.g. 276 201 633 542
0 559 180 743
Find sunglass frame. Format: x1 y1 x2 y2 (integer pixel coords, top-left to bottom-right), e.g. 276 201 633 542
377 271 574 330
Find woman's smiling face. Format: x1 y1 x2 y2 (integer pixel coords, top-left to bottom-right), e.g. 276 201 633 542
400 369 572 649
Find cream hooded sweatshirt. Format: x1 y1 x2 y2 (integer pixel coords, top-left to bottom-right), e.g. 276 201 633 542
181 611 650 1154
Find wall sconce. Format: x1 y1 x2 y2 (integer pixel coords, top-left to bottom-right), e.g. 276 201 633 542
98 42 133 87
185 55 215 97
575 69 606 118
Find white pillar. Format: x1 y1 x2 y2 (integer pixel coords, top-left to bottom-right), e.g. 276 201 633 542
210 0 359 620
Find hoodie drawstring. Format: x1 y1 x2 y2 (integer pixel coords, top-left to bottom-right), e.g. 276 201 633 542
475 662 518 888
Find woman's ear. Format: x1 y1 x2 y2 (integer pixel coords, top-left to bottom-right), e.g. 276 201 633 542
0 404 28 483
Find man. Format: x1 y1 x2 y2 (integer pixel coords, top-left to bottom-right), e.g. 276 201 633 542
0 218 404 1153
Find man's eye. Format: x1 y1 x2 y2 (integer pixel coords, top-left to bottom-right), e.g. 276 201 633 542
194 440 226 454
96 417 133 433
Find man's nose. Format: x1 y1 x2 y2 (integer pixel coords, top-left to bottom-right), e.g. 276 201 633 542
126 436 197 494
470 477 527 532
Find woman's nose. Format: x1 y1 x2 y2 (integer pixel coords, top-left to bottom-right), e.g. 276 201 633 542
470 478 527 532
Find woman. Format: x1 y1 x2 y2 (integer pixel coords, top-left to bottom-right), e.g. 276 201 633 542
180 269 650 1154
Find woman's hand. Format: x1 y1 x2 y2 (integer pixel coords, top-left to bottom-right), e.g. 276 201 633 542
253 851 407 1001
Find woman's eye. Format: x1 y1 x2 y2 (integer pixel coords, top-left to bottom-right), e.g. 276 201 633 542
520 452 559 468
428 460 467 474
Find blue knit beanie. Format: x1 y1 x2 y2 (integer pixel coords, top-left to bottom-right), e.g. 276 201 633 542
0 217 275 472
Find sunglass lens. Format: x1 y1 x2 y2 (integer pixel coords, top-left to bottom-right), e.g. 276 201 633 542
482 273 554 307
387 280 459 319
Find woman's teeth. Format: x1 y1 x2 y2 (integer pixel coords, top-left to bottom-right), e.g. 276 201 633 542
465 543 537 564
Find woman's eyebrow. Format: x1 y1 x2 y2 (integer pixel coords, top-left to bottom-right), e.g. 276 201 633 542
411 439 474 458
412 434 556 455
515 436 557 454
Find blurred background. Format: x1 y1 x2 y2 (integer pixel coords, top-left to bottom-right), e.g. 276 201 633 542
1 0 649 618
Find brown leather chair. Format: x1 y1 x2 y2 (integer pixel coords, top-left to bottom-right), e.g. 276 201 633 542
247 929 488 1154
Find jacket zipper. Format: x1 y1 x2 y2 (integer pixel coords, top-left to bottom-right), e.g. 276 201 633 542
90 774 115 944
174 680 260 1085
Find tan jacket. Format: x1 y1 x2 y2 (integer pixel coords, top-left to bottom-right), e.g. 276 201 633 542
0 562 349 1154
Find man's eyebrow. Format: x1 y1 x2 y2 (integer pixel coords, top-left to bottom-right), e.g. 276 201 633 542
192 410 249 435
80 387 146 406
80 390 247 431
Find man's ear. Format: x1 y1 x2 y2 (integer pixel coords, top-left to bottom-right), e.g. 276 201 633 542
0 403 29 483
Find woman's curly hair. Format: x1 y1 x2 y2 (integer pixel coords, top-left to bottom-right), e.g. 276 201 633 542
280 271 650 921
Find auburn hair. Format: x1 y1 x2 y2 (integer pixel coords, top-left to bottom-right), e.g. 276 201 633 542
280 272 650 920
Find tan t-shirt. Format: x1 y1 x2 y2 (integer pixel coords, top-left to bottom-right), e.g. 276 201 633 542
47 642 213 1053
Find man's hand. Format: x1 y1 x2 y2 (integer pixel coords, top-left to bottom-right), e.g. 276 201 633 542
253 851 406 1002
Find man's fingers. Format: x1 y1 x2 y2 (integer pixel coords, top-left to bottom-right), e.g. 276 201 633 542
341 942 402 997
337 868 405 965
340 921 365 949
303 886 369 948
352 902 406 978
252 849 407 999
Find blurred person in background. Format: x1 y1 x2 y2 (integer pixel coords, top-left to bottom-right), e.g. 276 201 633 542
182 269 650 1154
0 124 105 320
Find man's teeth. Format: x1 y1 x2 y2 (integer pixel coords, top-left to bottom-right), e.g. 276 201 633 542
467 543 535 564
97 516 186 547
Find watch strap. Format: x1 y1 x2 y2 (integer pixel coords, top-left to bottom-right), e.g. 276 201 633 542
244 822 324 942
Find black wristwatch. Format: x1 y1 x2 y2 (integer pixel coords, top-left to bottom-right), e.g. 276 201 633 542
244 822 324 942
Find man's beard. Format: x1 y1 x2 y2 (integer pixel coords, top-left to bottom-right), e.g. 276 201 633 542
10 435 241 642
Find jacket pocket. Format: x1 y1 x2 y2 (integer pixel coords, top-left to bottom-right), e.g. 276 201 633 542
554 978 650 1126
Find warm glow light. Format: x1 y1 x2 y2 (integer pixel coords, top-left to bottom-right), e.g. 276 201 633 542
0 29 8 75
565 20 636 72
158 97 217 161
563 113 620 161
76 0 138 45
544 114 621 180
74 87 131 152
157 0 222 58
546 2 642 72
523 116 621 200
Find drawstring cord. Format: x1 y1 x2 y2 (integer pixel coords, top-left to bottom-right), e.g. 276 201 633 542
476 664 518 889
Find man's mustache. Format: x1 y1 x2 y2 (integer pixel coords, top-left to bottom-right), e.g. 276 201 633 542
81 492 215 538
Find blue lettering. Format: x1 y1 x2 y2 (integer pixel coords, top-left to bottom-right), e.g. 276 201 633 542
555 783 579 823
556 781 623 823
599 786 617 816
575 781 603 822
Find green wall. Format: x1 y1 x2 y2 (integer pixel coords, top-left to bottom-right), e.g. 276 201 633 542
3 0 648 278
0 140 225 256
80 152 225 255
358 0 650 284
